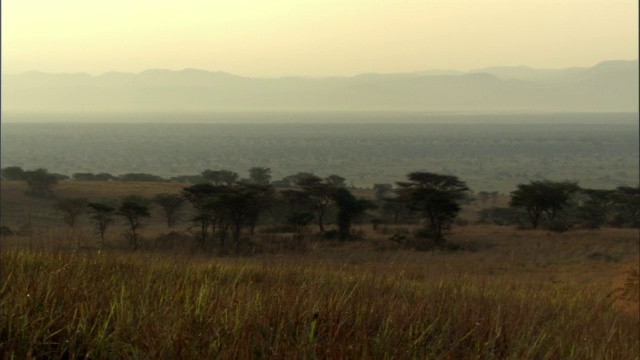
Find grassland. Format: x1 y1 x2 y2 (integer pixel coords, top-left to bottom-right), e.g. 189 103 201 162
1 180 639 358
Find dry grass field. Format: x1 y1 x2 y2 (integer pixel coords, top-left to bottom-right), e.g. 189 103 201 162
1 180 638 358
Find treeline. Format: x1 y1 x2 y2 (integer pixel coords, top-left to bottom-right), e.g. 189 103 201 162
1 166 470 250
1 166 361 189
481 181 640 230
2 166 639 253
2 166 192 183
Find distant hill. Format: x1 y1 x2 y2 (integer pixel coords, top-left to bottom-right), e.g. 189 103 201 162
2 60 637 112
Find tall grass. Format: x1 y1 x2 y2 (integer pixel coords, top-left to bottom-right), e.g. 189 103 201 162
2 248 638 359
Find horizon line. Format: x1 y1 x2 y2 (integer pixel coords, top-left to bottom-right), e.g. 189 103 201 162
2 59 638 79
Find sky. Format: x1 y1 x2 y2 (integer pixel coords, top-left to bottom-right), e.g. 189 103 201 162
2 0 638 77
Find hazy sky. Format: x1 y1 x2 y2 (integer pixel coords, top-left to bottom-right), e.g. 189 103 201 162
2 0 637 77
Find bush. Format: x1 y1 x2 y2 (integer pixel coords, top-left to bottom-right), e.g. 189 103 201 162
546 220 572 233
350 229 365 240
73 172 117 181
413 227 436 240
256 234 307 254
372 238 402 252
119 173 167 182
154 231 192 250
0 226 14 236
262 224 297 233
587 252 621 263
442 242 463 252
378 226 410 235
321 229 340 240
23 168 58 197
389 232 438 251
478 207 527 226
1 166 25 180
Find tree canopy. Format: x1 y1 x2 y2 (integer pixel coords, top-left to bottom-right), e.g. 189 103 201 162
87 202 116 247
153 193 185 228
248 167 272 186
202 169 239 186
1 166 25 180
117 200 151 250
55 197 88 228
23 168 58 197
395 172 469 246
509 180 580 229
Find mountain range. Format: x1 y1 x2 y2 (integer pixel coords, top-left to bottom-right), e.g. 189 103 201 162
2 60 637 112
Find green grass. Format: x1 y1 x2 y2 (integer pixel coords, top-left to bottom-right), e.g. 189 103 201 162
2 247 638 359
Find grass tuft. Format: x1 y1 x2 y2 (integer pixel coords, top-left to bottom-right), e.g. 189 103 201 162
2 247 638 358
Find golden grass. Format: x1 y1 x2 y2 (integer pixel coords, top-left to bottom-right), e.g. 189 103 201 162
1 180 638 358
1 249 638 359
1 225 639 359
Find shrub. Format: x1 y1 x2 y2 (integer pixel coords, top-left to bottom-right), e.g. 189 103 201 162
546 220 572 233
262 224 297 233
587 252 621 263
154 231 192 250
321 229 340 240
0 226 14 236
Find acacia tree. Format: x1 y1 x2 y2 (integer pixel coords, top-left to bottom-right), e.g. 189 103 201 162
333 188 377 241
23 168 58 197
213 186 262 252
286 212 315 238
280 189 315 237
326 174 346 187
183 182 272 251
240 183 275 234
73 172 117 181
579 189 616 229
373 183 394 201
182 183 221 246
119 173 165 182
611 186 640 227
117 200 151 250
87 202 115 247
509 180 580 229
153 193 185 228
275 172 317 188
202 169 238 186
55 197 88 228
295 174 336 233
381 197 409 224
396 172 469 246
1 166 25 180
248 167 272 185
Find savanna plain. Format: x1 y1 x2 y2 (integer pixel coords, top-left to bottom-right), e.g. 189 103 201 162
1 113 639 359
